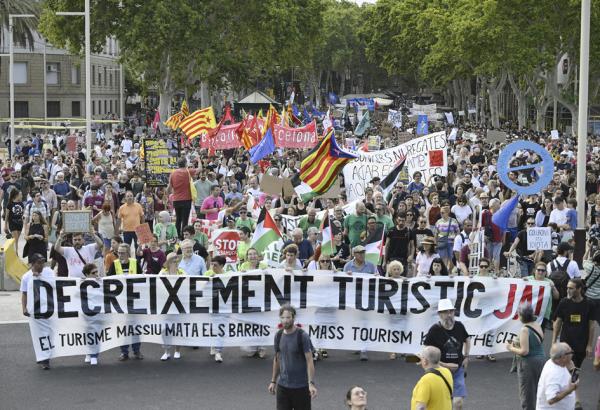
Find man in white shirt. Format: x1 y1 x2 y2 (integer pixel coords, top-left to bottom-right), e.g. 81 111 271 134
549 197 569 229
546 243 581 279
536 342 578 409
20 253 55 370
54 228 103 278
120 135 133 154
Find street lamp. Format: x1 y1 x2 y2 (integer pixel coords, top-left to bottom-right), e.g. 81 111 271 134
56 0 91 157
8 13 36 158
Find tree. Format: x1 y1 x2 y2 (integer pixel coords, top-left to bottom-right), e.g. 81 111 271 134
39 0 323 123
0 0 39 50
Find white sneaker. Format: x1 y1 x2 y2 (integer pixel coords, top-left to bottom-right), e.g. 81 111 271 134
174 351 181 360
84 355 91 363
215 352 223 363
160 352 170 361
90 357 98 366
209 347 216 356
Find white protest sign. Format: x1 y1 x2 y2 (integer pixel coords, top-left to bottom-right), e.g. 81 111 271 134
463 132 478 142
551 130 559 140
527 227 552 250
410 103 437 116
445 112 454 124
343 132 448 201
280 215 301 235
458 111 465 116
448 128 458 141
388 109 403 129
468 108 477 114
26 274 550 361
62 211 92 233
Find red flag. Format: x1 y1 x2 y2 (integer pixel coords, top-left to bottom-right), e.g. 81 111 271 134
152 111 160 130
429 150 444 167
223 104 234 124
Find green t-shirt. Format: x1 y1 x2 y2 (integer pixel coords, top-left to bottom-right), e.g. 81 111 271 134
298 216 322 235
344 214 367 247
376 215 394 233
193 232 209 248
235 217 255 232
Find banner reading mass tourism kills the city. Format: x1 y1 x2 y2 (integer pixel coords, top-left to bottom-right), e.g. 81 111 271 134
27 271 550 361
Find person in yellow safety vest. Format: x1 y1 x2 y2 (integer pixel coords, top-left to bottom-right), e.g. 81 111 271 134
107 243 138 276
110 242 144 361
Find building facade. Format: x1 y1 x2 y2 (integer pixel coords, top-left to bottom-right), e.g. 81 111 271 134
0 32 121 121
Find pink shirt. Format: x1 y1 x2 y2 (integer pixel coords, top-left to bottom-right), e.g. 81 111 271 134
201 195 223 221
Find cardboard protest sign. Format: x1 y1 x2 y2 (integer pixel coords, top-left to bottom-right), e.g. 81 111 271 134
211 229 241 263
527 227 552 250
143 138 180 187
63 211 92 233
260 174 284 197
343 131 448 201
135 223 154 245
486 130 507 144
282 178 296 199
380 124 393 138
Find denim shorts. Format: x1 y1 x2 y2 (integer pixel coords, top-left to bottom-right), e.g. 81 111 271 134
453 366 467 398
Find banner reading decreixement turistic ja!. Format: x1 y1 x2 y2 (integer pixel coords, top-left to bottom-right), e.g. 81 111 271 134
343 132 448 201
27 271 549 361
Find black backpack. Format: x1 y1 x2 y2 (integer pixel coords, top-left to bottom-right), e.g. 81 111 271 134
549 259 570 299
274 327 315 358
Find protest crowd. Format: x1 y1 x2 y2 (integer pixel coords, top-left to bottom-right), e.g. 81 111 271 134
9 99 600 410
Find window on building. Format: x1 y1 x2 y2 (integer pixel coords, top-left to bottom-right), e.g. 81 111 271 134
71 65 81 85
109 73 113 88
72 101 81 117
104 67 107 86
14 62 28 84
92 65 96 86
98 70 102 86
47 101 61 117
104 100 107 114
98 100 102 115
109 100 113 113
92 100 95 115
10 101 29 117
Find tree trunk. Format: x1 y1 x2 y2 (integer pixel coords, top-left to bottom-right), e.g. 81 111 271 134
452 79 461 110
339 71 346 98
486 71 507 128
507 72 529 130
157 51 174 133
459 78 471 114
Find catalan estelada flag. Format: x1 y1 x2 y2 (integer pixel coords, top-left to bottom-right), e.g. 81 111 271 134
164 100 190 130
179 107 217 139
291 129 357 203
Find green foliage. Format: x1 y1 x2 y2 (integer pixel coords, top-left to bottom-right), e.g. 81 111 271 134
0 0 39 50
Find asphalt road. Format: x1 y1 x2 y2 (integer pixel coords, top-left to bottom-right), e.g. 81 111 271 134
0 323 598 410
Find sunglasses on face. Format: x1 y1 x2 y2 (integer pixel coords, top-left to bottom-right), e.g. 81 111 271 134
479 264 489 268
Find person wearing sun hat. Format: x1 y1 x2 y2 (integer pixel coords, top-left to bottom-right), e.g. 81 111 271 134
424 299 471 410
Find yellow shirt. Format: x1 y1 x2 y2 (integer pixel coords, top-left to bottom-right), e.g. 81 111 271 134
411 367 453 410
118 202 144 232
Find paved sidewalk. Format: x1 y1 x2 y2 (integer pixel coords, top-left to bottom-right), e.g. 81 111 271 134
0 291 25 323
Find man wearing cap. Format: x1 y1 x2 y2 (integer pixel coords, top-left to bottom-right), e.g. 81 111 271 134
424 299 471 410
235 207 255 232
20 253 55 370
344 245 377 275
411 346 453 410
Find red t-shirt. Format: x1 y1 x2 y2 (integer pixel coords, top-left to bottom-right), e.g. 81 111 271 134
169 168 198 201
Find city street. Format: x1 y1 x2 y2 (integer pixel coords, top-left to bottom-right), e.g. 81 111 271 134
0 316 597 410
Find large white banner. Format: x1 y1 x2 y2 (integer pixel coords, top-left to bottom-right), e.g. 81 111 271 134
343 132 448 201
27 272 549 361
410 103 437 116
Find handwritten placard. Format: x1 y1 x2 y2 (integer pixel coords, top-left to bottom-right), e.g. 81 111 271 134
63 211 92 233
527 227 551 250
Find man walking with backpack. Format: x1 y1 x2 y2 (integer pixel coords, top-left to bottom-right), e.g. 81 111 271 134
547 243 580 319
268 304 317 410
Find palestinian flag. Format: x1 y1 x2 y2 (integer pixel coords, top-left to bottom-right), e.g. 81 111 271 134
380 156 406 198
251 208 282 254
364 225 385 265
320 214 334 256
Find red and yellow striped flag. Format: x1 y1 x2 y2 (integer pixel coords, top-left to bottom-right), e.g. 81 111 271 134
181 100 189 116
164 100 191 130
180 107 217 139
